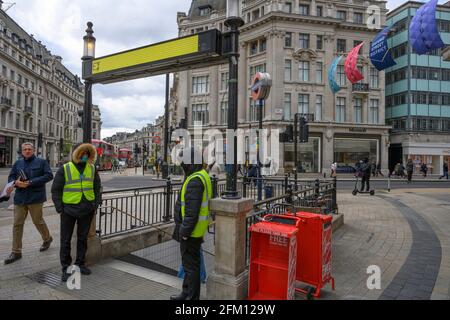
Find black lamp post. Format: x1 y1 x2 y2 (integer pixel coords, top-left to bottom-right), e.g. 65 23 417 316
223 0 244 200
81 22 96 143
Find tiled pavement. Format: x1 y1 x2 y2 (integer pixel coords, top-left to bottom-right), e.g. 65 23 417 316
0 189 449 300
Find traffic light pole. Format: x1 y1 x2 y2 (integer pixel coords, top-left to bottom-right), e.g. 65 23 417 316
293 113 298 191
257 99 263 201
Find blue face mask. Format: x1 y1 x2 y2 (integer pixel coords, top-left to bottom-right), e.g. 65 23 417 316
81 155 89 163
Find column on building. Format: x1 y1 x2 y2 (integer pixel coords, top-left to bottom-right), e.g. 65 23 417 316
267 29 284 121
293 0 300 14
323 34 335 123
181 70 190 127
381 131 390 171
310 0 317 16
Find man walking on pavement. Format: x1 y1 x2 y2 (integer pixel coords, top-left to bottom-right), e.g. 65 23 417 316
51 143 102 282
171 146 212 300
360 158 371 192
406 159 414 184
4 143 54 265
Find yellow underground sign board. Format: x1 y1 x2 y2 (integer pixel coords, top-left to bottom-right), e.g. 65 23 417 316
83 29 224 84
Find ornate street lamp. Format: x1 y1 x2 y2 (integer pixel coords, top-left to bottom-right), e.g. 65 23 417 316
81 22 96 143
223 0 244 199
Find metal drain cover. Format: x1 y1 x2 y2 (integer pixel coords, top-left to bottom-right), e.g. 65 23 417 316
27 270 62 288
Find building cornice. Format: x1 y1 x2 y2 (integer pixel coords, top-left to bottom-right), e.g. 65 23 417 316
239 12 381 34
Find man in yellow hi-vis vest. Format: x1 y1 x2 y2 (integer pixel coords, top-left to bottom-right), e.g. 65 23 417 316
51 143 101 282
171 146 211 300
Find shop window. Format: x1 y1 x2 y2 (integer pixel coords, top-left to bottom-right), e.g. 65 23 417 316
284 137 320 173
334 139 378 167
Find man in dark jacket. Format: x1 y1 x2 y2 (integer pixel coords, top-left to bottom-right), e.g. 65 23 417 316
4 143 54 265
171 146 210 300
360 158 372 192
406 159 414 183
51 143 101 281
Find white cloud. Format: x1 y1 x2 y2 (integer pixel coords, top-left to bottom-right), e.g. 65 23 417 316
8 0 191 138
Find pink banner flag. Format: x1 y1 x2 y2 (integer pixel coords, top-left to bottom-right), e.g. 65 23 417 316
344 42 364 84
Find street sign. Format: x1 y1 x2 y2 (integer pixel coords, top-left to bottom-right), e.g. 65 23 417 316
82 29 226 84
153 136 161 145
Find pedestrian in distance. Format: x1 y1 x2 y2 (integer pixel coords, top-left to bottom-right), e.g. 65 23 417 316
4 143 54 265
406 159 414 184
360 158 372 192
51 143 102 282
376 163 384 177
371 161 377 177
171 146 212 301
420 162 428 178
439 162 449 180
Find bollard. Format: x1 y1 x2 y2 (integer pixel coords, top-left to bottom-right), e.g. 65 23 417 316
388 175 391 192
332 176 338 214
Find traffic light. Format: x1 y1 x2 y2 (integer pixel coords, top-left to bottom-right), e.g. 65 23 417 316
143 144 147 153
77 110 84 128
299 116 309 143
59 138 64 153
285 125 294 142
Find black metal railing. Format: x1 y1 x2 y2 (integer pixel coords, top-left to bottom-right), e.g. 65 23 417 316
352 83 369 92
96 175 337 242
96 181 182 238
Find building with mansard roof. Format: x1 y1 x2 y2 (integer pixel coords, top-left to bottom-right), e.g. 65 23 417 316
0 1 101 167
173 0 391 174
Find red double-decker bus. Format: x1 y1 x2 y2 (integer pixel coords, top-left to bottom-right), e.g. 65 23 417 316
118 148 133 168
92 139 116 171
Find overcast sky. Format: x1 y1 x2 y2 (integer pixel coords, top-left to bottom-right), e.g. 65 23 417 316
4 0 433 138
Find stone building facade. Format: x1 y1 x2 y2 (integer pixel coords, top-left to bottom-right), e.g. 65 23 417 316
0 3 101 167
174 0 391 174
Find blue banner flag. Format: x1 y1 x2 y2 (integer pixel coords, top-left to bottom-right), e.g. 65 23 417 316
410 0 445 55
370 26 397 71
328 56 343 94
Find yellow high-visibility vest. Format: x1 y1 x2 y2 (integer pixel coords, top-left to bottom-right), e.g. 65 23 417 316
180 169 212 238
62 162 95 204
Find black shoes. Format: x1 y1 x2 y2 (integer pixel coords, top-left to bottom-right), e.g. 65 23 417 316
61 265 91 282
78 265 92 275
4 252 22 265
170 293 187 301
61 269 70 282
40 237 53 252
